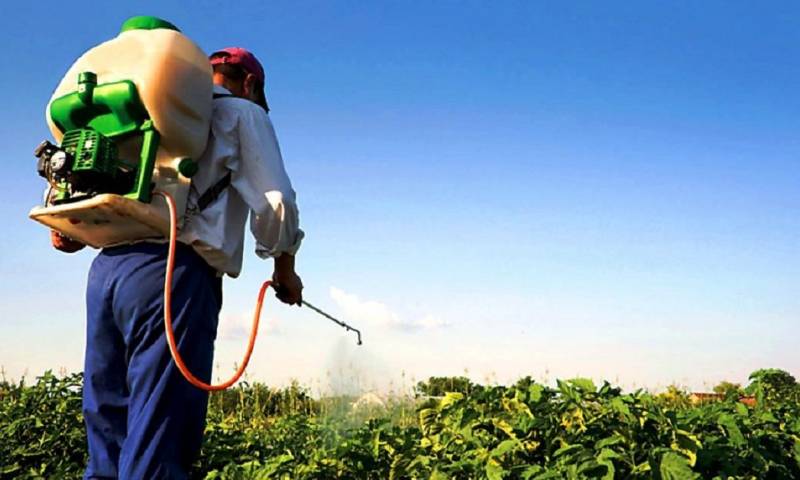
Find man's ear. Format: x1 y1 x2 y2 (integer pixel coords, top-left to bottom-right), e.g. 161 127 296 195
243 73 258 99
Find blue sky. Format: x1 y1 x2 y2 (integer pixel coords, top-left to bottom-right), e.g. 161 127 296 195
1 1 798 392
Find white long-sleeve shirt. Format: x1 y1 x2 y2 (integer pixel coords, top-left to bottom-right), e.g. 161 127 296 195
178 85 303 277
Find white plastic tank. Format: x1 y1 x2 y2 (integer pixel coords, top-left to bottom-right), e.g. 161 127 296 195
31 16 213 247
47 16 212 165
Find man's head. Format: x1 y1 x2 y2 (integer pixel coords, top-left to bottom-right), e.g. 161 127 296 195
210 47 269 112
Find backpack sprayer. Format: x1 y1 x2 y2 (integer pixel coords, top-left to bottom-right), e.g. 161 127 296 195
29 16 362 392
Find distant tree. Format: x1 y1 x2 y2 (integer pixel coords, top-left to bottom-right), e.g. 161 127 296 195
713 381 743 400
656 385 691 409
513 376 536 390
746 369 799 405
414 376 475 397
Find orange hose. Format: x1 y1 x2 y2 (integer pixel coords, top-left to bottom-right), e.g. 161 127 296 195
155 191 267 391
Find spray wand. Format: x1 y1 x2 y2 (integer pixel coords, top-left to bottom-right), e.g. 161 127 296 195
269 284 364 345
270 282 363 345
296 295 363 346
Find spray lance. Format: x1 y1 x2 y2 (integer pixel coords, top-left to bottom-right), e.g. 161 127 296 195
300 299 363 346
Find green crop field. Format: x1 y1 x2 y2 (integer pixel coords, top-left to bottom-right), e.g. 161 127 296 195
1 369 799 479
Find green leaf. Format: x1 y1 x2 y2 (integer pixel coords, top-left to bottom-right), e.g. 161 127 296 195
440 392 464 409
595 434 624 449
260 454 293 475
486 457 504 480
553 444 583 460
659 452 700 480
609 397 632 417
491 439 520 459
503 397 534 418
735 402 749 416
578 459 611 478
717 414 745 447
528 384 544 402
429 470 449 480
793 438 800 467
492 418 518 440
0 463 21 475
596 449 617 480
631 461 652 474
671 429 701 466
570 378 597 393
419 408 441 436
520 465 545 479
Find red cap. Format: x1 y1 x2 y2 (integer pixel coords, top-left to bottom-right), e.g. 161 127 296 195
209 47 265 84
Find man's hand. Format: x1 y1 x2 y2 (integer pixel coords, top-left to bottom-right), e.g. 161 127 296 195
272 254 303 306
51 230 85 253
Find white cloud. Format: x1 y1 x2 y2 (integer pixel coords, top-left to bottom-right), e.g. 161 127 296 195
218 310 283 341
329 287 449 332
415 314 449 330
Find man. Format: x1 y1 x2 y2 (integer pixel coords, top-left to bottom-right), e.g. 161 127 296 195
52 47 304 479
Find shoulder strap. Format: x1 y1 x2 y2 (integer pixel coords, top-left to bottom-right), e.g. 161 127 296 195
196 171 232 212
193 93 238 212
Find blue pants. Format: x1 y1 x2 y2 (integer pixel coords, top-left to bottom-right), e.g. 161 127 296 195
83 242 222 479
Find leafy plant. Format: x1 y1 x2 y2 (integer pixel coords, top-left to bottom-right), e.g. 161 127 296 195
2 370 800 479
0 371 85 478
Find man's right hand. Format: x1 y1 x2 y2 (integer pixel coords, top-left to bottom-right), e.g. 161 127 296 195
51 230 85 253
272 254 303 306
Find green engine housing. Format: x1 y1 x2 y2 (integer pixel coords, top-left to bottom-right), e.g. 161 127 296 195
59 128 128 198
41 70 160 204
61 129 118 176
